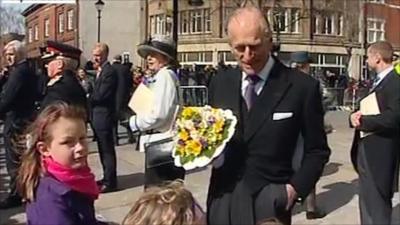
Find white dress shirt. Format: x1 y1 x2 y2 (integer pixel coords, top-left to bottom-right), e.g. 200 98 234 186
241 55 275 97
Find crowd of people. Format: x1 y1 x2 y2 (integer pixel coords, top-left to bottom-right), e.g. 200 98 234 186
0 5 399 225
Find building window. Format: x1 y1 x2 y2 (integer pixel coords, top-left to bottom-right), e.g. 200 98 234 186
150 16 156 35
179 9 212 35
367 18 385 43
67 9 74 30
272 9 288 32
290 8 300 33
338 15 343 36
269 8 301 34
58 13 64 33
191 10 202 33
179 11 189 34
34 24 39 41
156 14 165 34
322 14 334 35
28 27 33 43
165 15 172 35
312 14 319 34
218 51 236 63
314 12 343 36
44 19 50 37
306 53 348 77
204 9 211 32
179 51 213 65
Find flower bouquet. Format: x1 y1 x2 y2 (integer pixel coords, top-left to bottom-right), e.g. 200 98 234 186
173 106 237 170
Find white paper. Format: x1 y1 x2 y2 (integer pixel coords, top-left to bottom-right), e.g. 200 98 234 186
360 92 380 138
128 83 154 115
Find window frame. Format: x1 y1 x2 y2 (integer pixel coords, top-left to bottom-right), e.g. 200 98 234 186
67 9 74 31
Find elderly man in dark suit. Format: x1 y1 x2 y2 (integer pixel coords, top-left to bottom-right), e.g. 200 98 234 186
40 40 87 110
350 41 400 225
0 40 38 209
206 7 330 225
91 43 118 193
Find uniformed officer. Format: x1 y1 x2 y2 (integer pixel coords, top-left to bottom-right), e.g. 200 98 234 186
40 40 87 111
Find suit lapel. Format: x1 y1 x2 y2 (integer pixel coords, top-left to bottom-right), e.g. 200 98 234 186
244 62 292 142
224 68 242 118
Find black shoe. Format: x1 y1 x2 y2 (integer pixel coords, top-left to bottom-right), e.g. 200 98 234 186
0 196 22 209
99 184 117 193
306 209 326 220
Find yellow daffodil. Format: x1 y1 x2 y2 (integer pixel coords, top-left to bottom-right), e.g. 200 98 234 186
182 107 195 118
214 120 225 133
179 130 189 141
186 140 202 156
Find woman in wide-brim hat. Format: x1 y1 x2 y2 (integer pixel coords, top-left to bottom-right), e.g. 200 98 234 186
129 35 184 188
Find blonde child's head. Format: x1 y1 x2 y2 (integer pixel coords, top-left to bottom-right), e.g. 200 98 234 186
257 217 284 225
17 102 87 202
122 180 205 225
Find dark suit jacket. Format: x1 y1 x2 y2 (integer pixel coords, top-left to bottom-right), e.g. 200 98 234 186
41 70 87 110
0 61 38 132
207 60 330 200
91 62 117 129
350 70 400 199
112 62 133 119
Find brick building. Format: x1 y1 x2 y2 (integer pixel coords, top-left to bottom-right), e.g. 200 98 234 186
364 0 400 49
21 4 78 60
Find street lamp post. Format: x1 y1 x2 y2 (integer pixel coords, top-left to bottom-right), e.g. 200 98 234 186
95 0 105 43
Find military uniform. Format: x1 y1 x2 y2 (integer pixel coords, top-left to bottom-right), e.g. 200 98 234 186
41 70 87 110
39 40 87 112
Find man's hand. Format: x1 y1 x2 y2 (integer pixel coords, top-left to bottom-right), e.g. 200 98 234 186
350 111 362 128
285 184 297 210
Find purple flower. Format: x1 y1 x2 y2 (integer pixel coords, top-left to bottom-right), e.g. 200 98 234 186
200 138 208 148
178 140 185 146
207 116 216 126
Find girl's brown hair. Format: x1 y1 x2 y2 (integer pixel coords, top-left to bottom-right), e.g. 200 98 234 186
17 102 87 202
122 180 202 225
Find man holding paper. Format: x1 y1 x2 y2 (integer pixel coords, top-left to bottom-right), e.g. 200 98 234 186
350 41 400 225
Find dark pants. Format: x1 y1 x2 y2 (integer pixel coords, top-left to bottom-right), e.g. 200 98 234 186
208 181 291 225
93 112 117 187
358 143 392 225
113 120 134 145
337 89 345 106
3 121 26 200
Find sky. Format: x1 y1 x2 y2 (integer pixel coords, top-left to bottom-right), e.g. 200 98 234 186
0 1 29 35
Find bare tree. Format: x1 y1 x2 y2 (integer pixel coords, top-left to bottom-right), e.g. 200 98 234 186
0 5 25 35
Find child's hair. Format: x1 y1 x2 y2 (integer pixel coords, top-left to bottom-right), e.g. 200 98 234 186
122 180 201 225
17 102 87 202
256 217 284 225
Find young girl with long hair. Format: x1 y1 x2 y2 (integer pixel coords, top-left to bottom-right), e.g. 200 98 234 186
17 102 103 225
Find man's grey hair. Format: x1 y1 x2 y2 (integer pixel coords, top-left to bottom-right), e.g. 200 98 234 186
4 40 27 59
225 6 272 39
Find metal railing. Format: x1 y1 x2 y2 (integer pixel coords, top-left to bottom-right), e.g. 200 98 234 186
179 86 208 106
323 87 370 111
